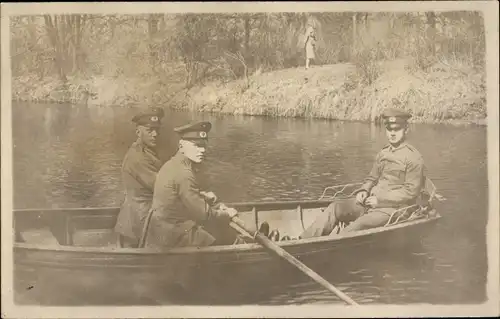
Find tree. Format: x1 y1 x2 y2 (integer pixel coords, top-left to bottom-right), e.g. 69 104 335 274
43 14 88 81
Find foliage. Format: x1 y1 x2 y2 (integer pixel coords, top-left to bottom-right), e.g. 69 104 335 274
180 58 485 124
10 11 486 123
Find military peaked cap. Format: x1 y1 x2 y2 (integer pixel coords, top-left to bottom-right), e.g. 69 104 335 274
381 108 412 126
132 107 165 128
174 121 212 140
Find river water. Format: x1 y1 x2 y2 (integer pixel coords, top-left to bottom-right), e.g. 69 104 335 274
12 102 488 305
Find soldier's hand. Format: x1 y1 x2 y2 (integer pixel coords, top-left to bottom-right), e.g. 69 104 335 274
225 207 238 219
200 191 218 205
356 191 368 204
364 196 378 208
217 203 228 211
217 206 238 220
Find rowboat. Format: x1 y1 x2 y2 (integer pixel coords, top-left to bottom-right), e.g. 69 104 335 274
13 182 442 305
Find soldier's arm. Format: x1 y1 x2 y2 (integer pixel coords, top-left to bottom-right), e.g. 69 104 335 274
178 170 218 222
377 156 425 207
357 153 382 195
126 154 158 190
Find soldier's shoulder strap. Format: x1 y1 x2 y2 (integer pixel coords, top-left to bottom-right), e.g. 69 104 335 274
404 143 425 164
381 143 391 150
404 143 423 156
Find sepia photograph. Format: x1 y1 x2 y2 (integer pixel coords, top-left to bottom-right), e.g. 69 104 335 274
1 2 499 318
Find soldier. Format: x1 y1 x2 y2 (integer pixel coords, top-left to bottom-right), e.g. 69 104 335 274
298 108 426 238
114 107 165 248
144 121 238 248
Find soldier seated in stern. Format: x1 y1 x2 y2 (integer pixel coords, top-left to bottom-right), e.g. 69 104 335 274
143 121 238 249
255 108 427 242
295 108 427 239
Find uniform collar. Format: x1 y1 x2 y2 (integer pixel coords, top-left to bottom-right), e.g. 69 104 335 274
135 139 157 155
174 151 194 169
385 141 408 152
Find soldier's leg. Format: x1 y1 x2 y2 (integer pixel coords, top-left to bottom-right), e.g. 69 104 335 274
202 219 239 246
117 234 139 248
178 225 216 247
300 198 364 239
232 234 251 245
299 202 336 238
340 209 392 233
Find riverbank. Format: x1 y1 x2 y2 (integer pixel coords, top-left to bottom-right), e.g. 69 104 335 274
12 59 487 125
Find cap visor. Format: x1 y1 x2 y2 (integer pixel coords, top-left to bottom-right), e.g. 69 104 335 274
385 123 404 130
183 138 208 145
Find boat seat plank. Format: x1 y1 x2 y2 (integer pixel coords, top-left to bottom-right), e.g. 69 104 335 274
15 230 25 243
14 210 69 245
72 229 117 247
71 215 117 231
18 228 61 246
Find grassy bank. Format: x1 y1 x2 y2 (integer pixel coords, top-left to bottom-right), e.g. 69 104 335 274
178 58 486 125
12 59 486 125
12 73 185 107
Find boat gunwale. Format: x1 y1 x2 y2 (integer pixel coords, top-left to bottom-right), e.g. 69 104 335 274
13 199 335 215
13 201 442 255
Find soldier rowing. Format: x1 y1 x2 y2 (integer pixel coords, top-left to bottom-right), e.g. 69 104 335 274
143 121 238 248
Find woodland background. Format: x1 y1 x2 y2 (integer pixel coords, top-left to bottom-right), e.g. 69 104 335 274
10 12 486 123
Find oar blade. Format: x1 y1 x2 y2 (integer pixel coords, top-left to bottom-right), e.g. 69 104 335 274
230 216 358 305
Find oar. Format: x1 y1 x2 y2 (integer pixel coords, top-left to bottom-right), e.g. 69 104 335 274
138 208 155 248
229 215 359 305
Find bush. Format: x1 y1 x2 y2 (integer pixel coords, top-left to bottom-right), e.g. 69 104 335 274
181 56 485 125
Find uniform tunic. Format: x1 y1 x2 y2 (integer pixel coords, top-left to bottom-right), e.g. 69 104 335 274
114 141 163 244
144 152 222 248
301 142 425 237
359 142 425 209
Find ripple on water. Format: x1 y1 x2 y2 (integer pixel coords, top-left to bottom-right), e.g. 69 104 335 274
12 104 488 305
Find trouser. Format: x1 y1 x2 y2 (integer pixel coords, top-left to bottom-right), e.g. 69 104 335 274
155 225 244 248
175 222 245 247
143 217 241 248
202 218 241 246
174 225 216 247
300 197 393 238
117 234 139 248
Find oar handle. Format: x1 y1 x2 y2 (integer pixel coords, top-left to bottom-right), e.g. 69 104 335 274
230 216 358 305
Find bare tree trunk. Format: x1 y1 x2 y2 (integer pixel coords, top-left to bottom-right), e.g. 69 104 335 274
73 15 83 73
426 12 437 55
25 17 45 79
44 15 67 82
148 14 162 73
43 14 87 81
244 14 251 55
360 13 368 32
351 13 357 58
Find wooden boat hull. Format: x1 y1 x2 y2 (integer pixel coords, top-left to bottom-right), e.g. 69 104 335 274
13 200 441 305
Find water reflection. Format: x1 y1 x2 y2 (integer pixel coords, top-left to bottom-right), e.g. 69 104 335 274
12 102 488 305
43 104 72 138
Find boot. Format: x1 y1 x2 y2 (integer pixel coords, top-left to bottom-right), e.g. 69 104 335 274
268 229 280 241
258 222 270 237
280 236 299 241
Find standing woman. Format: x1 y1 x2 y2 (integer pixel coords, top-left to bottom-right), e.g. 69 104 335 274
304 25 316 70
